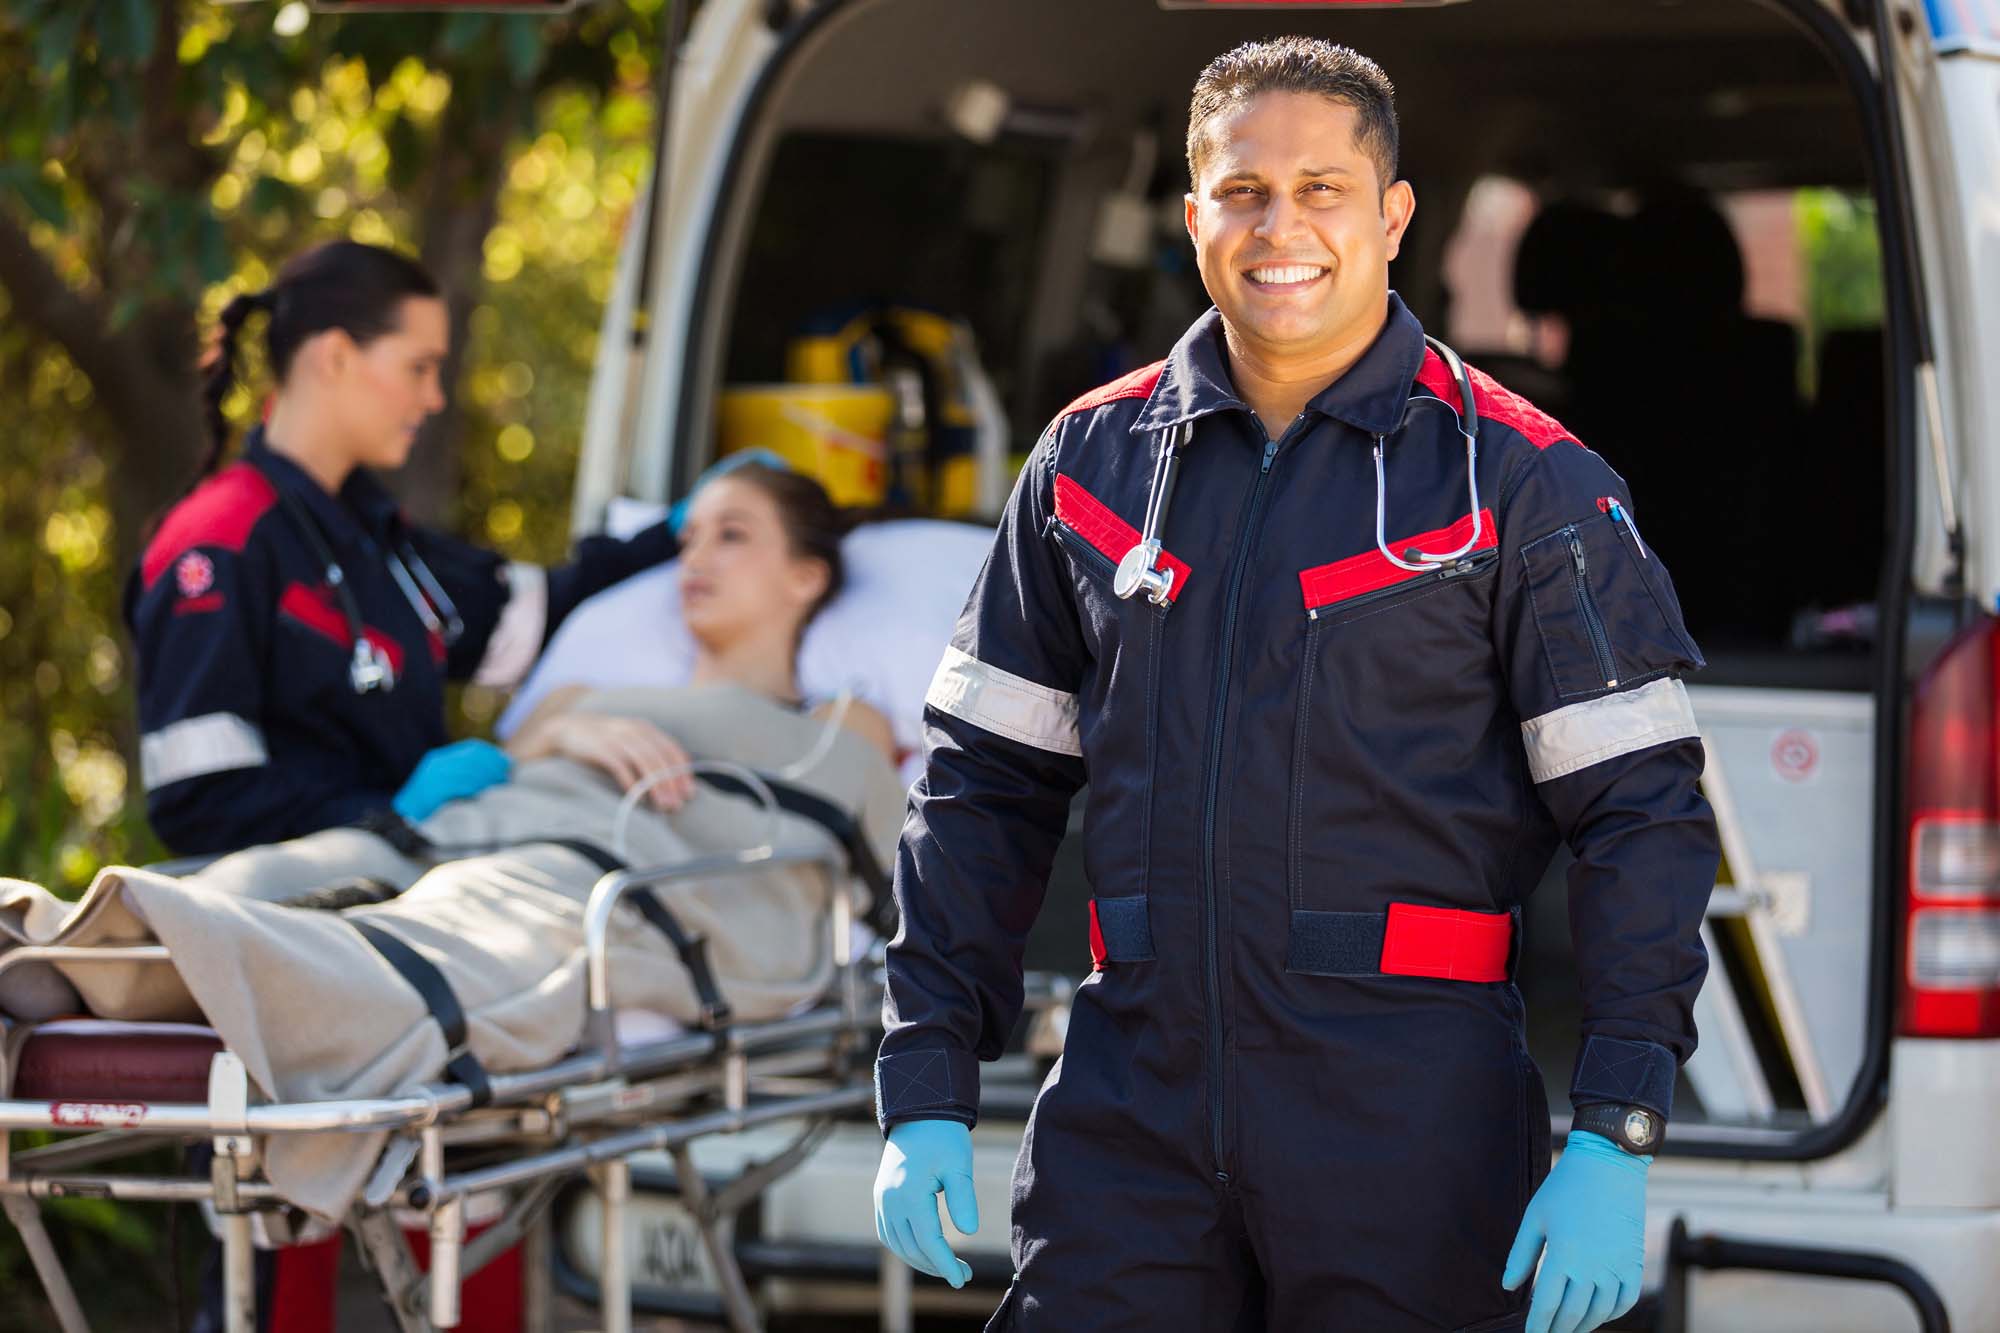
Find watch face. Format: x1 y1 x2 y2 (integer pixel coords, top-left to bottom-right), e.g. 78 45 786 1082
1623 1109 1659 1149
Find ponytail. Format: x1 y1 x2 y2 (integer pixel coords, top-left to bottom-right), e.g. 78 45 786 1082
196 289 269 483
189 241 438 487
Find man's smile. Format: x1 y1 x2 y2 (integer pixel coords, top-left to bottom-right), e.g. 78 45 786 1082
1243 262 1331 293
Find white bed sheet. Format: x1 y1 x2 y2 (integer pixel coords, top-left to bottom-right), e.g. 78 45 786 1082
500 517 996 786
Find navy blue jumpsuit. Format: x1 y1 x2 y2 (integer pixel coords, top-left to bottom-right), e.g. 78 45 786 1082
877 297 1719 1331
125 426 676 856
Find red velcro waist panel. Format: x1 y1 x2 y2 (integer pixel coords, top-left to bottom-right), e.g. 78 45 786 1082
1378 902 1513 982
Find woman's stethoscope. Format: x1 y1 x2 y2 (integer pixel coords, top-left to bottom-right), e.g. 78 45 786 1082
1112 334 1484 606
277 489 464 694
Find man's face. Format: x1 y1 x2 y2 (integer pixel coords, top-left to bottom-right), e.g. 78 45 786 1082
1186 91 1414 365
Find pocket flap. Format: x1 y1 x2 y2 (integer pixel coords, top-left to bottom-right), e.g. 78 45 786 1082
1053 474 1191 603
1299 509 1496 612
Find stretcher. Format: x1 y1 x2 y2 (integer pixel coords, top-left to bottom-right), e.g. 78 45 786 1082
0 828 882 1333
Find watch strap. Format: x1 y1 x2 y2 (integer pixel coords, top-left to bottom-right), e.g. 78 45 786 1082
1571 1101 1664 1155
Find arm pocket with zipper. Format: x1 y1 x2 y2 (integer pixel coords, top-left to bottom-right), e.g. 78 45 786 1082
1519 517 1697 702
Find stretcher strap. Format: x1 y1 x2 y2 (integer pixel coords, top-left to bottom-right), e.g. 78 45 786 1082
694 771 898 938
348 919 493 1108
347 809 434 860
536 838 734 1033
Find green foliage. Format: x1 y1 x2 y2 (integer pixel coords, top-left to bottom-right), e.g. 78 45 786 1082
1796 188 1884 396
0 315 163 890
0 2 668 1319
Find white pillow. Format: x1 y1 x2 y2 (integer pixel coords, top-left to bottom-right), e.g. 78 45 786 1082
499 518 996 787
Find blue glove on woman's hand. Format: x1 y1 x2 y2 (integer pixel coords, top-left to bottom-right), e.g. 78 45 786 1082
667 447 791 533
1504 1129 1648 1333
391 739 513 822
873 1118 977 1289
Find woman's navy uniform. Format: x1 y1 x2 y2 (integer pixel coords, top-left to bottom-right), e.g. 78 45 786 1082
878 295 1720 1330
125 425 675 855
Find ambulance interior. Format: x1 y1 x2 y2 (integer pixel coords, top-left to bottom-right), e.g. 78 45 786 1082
692 0 1894 1141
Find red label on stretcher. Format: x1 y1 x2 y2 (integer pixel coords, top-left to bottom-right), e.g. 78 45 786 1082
49 1100 148 1128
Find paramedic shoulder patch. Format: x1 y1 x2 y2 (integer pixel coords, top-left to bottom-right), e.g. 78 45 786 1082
174 551 224 615
176 551 215 598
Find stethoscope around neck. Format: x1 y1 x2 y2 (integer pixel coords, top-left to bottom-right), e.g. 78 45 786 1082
1112 334 1485 607
276 488 465 694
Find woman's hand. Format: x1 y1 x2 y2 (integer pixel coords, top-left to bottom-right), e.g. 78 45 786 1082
392 739 513 822
535 713 698 812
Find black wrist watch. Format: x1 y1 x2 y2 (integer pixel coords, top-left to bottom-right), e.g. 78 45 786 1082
1570 1102 1665 1156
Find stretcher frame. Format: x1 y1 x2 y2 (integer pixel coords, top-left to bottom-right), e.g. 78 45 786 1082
0 840 881 1333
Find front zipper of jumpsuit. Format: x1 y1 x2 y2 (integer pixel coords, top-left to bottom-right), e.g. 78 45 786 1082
1198 427 1286 1181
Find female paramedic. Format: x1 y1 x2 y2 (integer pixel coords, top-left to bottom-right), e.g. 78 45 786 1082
874 38 1719 1333
126 239 684 857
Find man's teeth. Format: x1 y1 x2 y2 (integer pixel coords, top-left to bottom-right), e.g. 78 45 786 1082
1249 265 1328 285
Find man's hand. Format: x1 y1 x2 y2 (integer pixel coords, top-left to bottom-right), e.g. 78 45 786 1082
1503 1130 1648 1333
873 1119 977 1288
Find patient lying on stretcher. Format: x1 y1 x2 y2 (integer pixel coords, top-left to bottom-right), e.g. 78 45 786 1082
0 467 903 1217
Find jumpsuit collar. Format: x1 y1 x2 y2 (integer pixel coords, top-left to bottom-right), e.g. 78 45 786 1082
243 426 403 544
1131 291 1429 442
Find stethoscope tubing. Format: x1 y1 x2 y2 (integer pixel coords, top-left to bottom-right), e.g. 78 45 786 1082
1113 335 1486 603
277 486 464 694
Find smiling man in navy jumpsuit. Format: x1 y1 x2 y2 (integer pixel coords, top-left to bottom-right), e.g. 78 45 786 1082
873 38 1718 1333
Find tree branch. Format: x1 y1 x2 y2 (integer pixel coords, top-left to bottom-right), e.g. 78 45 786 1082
0 207 116 385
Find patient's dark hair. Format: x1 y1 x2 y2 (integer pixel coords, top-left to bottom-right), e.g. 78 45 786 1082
723 464 849 627
197 241 439 484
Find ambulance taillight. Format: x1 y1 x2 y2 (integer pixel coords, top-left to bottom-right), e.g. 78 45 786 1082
1902 614 2000 1037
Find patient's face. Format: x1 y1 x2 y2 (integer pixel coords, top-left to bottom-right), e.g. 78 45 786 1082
677 476 827 649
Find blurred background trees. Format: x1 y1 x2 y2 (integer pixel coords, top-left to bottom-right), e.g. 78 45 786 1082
0 0 663 894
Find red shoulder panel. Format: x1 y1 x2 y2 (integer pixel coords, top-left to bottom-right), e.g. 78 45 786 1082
141 464 278 589
1414 348 1574 451
1055 361 1167 425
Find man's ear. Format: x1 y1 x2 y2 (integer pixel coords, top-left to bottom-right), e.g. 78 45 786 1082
1383 180 1416 262
1184 192 1200 249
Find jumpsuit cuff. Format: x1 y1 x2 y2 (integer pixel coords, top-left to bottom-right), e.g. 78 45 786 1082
874 1046 981 1133
1568 1033 1677 1120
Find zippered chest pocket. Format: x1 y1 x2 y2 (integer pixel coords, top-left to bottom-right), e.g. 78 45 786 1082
1519 513 1700 701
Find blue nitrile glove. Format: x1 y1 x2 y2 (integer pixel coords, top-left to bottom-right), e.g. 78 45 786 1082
1503 1129 1649 1333
391 739 513 822
873 1119 977 1289
667 447 791 533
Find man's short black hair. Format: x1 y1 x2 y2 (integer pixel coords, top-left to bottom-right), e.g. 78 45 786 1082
1186 37 1399 193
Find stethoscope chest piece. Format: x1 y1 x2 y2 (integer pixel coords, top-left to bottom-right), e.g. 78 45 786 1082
349 637 395 694
1114 541 1174 606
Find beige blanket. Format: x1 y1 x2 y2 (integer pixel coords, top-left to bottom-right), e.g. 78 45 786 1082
0 684 902 1217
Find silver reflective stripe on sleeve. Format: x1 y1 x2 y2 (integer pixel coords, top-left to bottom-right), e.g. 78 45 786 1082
1520 676 1700 784
924 645 1082 757
140 713 269 790
471 562 548 688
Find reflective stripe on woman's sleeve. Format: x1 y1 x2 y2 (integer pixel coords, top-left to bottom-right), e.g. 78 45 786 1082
140 712 269 790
